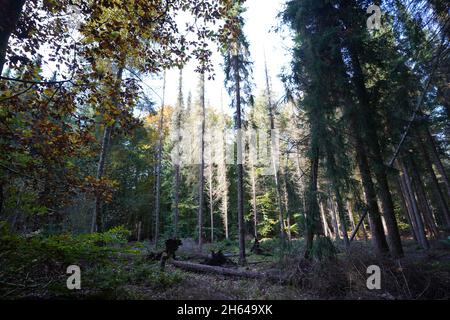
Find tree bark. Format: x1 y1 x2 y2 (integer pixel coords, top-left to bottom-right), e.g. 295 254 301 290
91 66 124 233
198 72 205 250
419 138 450 227
424 128 450 201
172 68 183 238
409 156 440 239
351 116 390 255
234 42 246 265
170 260 282 281
264 58 286 244
304 147 320 259
154 71 166 248
399 159 429 249
347 45 403 257
0 0 26 74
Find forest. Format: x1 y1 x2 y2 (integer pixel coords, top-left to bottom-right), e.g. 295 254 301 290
0 0 449 301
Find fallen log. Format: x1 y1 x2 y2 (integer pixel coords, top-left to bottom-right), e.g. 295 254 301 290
170 260 284 282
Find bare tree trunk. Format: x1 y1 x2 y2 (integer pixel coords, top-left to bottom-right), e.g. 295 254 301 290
425 128 450 202
320 201 332 237
172 68 183 238
217 100 229 240
234 42 246 265
91 66 124 233
208 147 214 243
352 119 389 255
0 0 25 74
399 160 429 249
264 58 285 244
198 72 205 250
250 156 258 239
347 200 357 239
395 176 418 242
219 126 229 240
154 71 166 248
328 195 339 240
420 138 450 227
137 221 142 242
91 125 112 233
409 156 440 239
304 147 320 259
283 152 292 241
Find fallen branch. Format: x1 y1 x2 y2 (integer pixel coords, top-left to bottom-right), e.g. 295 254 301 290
170 260 284 282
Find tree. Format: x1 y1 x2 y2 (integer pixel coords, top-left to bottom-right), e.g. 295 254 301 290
222 1 253 265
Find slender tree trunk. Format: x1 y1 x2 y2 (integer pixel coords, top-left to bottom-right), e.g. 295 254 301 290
347 200 357 239
91 125 112 233
220 126 229 240
154 71 166 248
304 147 320 259
419 138 450 227
198 72 205 250
328 196 340 240
0 0 26 74
350 113 390 255
399 159 429 249
234 43 246 265
395 175 418 242
409 156 440 239
283 152 292 241
218 101 229 240
320 201 332 237
172 68 183 238
250 156 258 239
424 128 450 201
208 147 214 243
91 66 123 233
264 59 285 244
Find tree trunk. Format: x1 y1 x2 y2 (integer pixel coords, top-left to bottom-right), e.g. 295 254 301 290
91 66 124 233
419 138 450 227
327 196 339 240
304 147 320 259
198 72 205 250
91 124 112 233
154 71 166 248
347 200 357 239
351 114 390 255
172 68 183 238
424 128 450 203
0 0 26 74
409 156 440 239
171 260 282 281
283 152 292 241
347 46 403 257
250 156 258 239
399 159 429 249
320 201 332 237
208 147 214 243
234 42 246 265
395 175 418 242
264 58 285 244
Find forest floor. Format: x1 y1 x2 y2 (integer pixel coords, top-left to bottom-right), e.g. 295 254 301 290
2 232 450 300
120 237 450 300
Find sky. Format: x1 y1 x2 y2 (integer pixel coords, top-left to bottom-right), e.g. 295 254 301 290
147 0 293 113
34 0 293 115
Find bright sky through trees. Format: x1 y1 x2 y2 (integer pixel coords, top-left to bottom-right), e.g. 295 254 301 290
156 0 292 111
